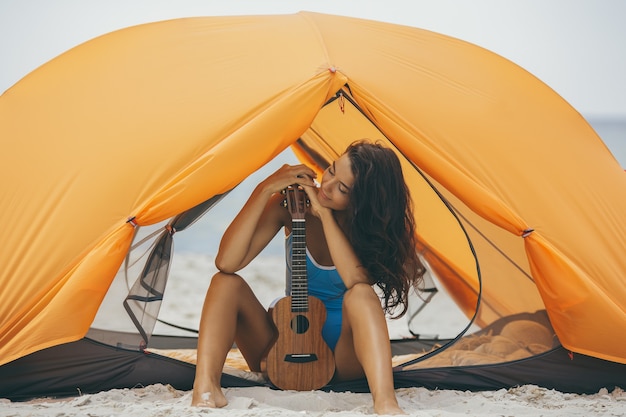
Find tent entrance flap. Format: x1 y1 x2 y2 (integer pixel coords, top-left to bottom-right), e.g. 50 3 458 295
123 229 172 348
97 193 229 349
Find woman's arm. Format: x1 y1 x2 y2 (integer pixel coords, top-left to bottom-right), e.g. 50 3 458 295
214 185 282 273
302 186 371 289
320 210 371 288
215 164 317 273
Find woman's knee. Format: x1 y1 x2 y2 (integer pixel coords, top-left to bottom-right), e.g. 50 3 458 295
343 282 378 310
208 271 248 294
203 272 263 318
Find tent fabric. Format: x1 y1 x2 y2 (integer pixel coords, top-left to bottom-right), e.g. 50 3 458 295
1 11 625 374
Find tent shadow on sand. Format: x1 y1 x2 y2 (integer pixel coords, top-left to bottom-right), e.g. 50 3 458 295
1 12 625 400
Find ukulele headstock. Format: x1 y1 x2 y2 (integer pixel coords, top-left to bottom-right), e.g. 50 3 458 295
282 185 309 220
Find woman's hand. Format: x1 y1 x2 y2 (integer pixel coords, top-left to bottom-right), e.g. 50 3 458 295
301 181 331 220
260 164 317 195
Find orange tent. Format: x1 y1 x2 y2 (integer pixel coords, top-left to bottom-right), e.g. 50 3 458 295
1 13 625 395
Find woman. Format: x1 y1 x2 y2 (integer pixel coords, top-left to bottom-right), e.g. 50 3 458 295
191 140 426 415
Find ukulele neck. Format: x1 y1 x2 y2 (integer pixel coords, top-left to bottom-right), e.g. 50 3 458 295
291 218 308 313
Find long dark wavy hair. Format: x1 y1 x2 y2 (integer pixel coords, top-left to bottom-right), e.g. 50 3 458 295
344 140 426 318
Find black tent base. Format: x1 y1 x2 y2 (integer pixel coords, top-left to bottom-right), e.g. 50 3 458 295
0 337 261 402
336 344 626 394
1 336 624 402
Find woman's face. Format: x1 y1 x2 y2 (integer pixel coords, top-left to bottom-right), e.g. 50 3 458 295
317 153 354 211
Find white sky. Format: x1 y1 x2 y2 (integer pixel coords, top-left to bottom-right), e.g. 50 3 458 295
1 0 625 118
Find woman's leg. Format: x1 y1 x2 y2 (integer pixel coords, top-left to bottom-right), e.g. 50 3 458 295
192 272 276 407
332 283 405 415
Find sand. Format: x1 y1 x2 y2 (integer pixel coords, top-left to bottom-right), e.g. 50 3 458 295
1 383 624 416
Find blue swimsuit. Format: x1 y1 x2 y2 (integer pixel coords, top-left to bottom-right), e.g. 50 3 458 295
285 234 347 350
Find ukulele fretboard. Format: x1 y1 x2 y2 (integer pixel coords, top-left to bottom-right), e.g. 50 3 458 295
291 218 308 312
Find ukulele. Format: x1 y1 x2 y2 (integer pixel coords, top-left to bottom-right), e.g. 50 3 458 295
262 185 335 391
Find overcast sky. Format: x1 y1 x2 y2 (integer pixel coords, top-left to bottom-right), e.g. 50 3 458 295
1 0 625 118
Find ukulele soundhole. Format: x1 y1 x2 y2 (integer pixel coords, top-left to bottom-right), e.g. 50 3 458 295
290 315 309 334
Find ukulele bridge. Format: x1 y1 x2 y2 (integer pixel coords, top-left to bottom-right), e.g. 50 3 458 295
284 353 318 363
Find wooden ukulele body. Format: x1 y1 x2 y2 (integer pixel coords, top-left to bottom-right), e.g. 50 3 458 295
263 295 335 390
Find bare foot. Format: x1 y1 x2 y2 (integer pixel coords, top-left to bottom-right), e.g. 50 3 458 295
374 399 407 415
191 387 228 408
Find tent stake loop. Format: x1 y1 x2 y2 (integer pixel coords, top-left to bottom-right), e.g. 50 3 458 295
126 216 138 228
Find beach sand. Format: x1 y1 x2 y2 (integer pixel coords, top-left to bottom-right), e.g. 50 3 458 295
2 253 625 416
1 383 624 416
